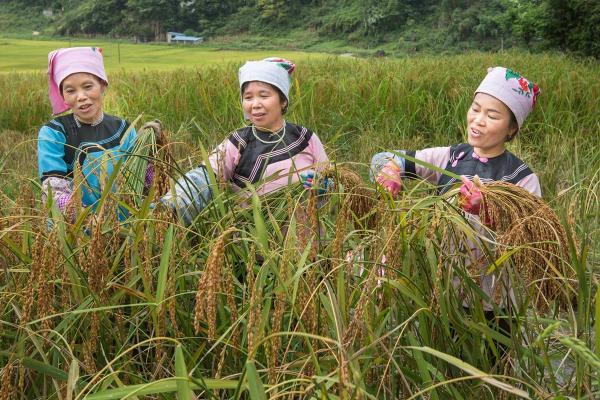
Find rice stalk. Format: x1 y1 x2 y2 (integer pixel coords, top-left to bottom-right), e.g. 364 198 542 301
0 358 14 400
479 181 575 310
193 226 236 340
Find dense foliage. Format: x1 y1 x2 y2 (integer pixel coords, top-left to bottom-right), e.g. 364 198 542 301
2 0 599 57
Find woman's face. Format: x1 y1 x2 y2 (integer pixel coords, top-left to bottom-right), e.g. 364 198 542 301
242 81 287 131
61 72 106 124
466 92 517 157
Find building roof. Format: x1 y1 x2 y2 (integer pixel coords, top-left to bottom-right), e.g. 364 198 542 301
168 32 202 41
172 35 202 41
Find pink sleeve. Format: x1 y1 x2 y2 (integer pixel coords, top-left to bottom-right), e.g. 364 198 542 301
308 133 329 171
516 173 542 197
207 139 241 182
413 147 451 184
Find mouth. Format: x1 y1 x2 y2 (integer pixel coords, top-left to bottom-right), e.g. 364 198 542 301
252 112 266 119
469 127 483 138
79 104 93 112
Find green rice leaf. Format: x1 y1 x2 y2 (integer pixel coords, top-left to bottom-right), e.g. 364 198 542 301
174 345 193 400
245 360 268 400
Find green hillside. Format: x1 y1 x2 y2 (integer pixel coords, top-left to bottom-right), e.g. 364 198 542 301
1 0 598 58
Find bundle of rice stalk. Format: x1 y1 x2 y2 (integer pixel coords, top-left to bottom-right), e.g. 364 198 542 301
122 119 173 204
477 180 576 310
322 166 377 223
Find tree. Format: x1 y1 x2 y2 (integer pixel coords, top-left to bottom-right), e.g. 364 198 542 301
126 0 179 41
540 0 600 58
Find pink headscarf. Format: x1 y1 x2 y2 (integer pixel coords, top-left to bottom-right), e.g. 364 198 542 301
475 67 540 130
47 47 108 115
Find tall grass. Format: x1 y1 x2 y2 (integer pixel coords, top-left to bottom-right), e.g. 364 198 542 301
0 51 599 398
2 51 598 197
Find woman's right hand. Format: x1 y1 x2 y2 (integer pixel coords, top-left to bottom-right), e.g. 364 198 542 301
458 175 482 214
376 160 402 197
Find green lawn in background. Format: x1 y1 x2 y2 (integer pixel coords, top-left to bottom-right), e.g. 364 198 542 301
0 38 326 72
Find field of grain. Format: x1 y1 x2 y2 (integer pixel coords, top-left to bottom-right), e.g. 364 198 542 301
0 45 598 399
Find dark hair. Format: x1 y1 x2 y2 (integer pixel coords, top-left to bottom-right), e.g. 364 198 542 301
241 81 289 114
59 73 104 94
505 110 519 142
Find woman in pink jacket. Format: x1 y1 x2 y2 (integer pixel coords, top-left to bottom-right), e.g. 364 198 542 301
162 58 329 224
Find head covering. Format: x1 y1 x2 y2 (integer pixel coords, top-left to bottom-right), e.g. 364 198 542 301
475 66 540 130
47 47 108 115
238 57 295 104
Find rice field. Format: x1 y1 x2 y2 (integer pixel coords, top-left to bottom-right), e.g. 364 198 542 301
0 38 324 73
0 48 599 399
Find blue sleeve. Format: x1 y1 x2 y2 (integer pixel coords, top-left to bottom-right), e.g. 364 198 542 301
121 125 137 153
369 151 406 182
38 125 68 181
160 166 213 225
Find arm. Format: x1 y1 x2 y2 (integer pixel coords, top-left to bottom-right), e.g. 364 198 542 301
161 138 241 224
308 133 329 170
370 147 451 187
207 139 241 183
515 173 542 197
300 133 331 192
41 177 73 212
38 125 72 212
161 166 212 225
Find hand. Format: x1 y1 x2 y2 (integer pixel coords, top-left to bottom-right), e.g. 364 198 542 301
458 175 483 214
376 160 402 197
300 170 332 195
141 119 165 146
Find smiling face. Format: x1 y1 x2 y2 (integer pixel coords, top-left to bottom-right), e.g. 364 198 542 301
61 72 106 124
466 92 518 158
242 81 287 131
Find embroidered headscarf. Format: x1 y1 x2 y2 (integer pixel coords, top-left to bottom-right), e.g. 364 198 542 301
475 66 540 130
47 47 108 115
238 57 295 105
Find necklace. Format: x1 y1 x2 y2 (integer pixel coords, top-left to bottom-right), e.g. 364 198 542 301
74 111 104 128
252 121 286 145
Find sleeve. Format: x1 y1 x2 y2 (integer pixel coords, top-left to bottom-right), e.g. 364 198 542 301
206 138 241 182
161 137 241 225
409 147 452 184
515 173 542 197
308 133 329 171
370 147 451 184
37 125 68 181
120 124 137 153
160 166 212 225
41 177 74 212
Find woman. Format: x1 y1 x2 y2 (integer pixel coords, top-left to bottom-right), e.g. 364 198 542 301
162 57 329 224
372 66 541 349
38 47 138 216
373 67 541 201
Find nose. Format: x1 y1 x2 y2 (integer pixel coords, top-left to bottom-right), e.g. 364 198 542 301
76 90 88 102
473 111 485 125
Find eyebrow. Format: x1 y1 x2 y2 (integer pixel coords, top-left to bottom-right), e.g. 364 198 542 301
472 100 502 114
244 89 273 96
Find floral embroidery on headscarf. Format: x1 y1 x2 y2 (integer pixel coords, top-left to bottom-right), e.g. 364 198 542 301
505 68 540 107
262 57 296 75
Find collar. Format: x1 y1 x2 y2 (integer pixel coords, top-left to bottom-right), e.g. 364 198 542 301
74 112 104 128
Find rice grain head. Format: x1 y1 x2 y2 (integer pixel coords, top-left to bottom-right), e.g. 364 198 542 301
479 182 575 310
